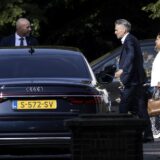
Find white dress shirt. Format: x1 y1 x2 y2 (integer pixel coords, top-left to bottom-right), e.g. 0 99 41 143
151 51 160 86
15 33 27 46
121 33 129 44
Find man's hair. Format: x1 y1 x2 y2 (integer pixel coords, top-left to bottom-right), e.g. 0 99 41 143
115 19 131 32
16 18 30 29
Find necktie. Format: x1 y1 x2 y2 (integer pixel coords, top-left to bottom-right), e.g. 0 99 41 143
19 37 24 46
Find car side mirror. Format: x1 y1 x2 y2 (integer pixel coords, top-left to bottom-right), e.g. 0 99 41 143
96 72 114 84
96 64 116 83
103 64 117 75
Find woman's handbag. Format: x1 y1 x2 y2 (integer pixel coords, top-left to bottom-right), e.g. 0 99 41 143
148 88 160 116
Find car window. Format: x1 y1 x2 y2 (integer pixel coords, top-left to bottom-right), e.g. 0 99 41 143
100 45 156 79
141 46 156 78
0 54 91 79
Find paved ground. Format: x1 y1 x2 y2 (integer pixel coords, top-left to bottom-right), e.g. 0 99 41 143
111 106 160 160
143 139 160 160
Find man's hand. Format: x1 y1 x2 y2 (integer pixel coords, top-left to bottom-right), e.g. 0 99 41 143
115 69 123 78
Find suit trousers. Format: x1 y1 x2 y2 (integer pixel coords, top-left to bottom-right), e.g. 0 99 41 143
119 85 153 137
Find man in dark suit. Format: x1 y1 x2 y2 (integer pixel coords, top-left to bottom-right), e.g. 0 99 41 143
0 18 38 46
114 19 153 143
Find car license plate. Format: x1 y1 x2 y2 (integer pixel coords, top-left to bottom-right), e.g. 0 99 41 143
12 100 57 110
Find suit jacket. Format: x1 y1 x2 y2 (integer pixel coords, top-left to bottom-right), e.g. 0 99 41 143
119 33 146 86
0 34 38 46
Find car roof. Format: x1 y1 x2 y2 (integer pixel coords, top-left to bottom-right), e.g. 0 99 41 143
139 39 155 46
0 46 82 56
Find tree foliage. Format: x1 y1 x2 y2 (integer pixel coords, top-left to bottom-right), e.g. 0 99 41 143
0 0 47 36
142 0 160 19
0 0 94 36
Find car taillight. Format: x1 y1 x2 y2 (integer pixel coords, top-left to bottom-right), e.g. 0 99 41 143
68 96 101 105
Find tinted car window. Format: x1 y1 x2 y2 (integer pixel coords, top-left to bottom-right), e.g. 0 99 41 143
141 46 156 78
0 53 90 79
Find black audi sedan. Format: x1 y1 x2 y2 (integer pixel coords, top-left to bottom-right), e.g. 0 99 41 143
91 39 155 111
0 47 110 159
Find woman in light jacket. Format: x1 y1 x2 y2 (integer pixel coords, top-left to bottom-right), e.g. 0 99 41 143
150 32 160 138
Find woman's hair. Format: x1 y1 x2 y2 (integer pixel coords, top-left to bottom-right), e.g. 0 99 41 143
155 32 160 52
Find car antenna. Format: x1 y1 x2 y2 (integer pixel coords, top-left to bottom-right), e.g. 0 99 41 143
28 46 35 55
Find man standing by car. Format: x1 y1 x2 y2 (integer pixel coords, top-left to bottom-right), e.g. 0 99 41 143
114 19 153 142
0 18 38 46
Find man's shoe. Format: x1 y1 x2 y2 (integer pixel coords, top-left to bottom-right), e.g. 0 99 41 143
143 136 154 143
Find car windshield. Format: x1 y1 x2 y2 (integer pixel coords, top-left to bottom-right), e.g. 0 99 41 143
0 53 91 79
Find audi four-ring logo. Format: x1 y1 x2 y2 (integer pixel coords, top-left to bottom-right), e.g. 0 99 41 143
26 86 44 92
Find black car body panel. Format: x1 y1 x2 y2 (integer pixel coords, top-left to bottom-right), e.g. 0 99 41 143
0 47 109 158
